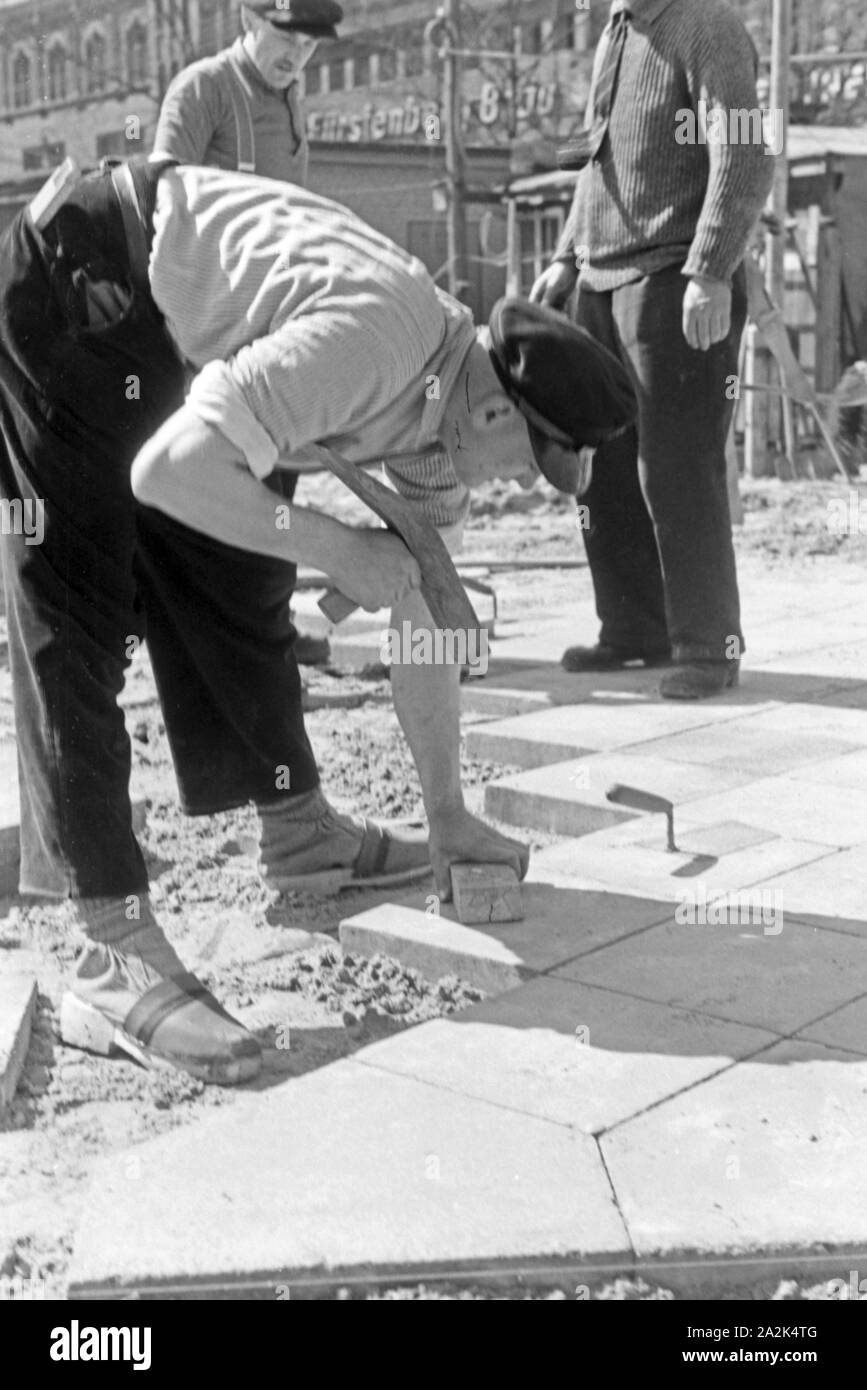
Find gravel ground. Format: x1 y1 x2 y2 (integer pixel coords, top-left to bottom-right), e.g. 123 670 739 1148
1 473 866 1300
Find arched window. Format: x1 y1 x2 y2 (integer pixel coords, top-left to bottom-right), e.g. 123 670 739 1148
85 31 107 94
126 20 148 87
47 43 68 102
13 51 31 108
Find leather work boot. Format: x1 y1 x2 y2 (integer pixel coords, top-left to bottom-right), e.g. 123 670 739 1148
258 788 431 896
59 920 262 1085
660 660 741 700
562 642 672 673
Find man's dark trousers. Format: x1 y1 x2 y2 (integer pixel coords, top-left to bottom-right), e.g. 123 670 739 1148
574 262 748 663
0 168 318 899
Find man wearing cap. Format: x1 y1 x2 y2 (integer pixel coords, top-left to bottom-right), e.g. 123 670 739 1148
531 0 774 699
153 2 342 185
152 2 343 667
0 156 634 1085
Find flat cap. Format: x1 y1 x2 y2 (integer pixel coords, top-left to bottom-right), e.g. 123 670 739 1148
245 0 343 38
488 297 637 493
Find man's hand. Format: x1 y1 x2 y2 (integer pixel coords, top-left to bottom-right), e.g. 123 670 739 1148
429 807 530 901
682 275 732 351
328 527 421 612
529 260 578 311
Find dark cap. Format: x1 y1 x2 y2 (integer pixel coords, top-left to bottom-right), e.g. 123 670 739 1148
487 297 637 493
245 0 343 38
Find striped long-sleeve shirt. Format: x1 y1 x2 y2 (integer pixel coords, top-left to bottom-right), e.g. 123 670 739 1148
556 0 775 290
148 165 475 529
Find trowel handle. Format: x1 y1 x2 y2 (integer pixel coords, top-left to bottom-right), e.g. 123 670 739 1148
606 783 678 853
606 784 672 817
318 588 359 624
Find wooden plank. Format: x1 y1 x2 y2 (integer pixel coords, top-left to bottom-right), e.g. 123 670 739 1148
744 324 773 477
815 220 842 395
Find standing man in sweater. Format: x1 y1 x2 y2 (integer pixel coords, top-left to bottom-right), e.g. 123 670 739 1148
152 1 343 665
532 0 775 699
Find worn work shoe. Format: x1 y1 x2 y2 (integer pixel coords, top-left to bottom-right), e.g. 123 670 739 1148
562 642 672 673
259 789 432 897
59 924 262 1085
660 660 741 701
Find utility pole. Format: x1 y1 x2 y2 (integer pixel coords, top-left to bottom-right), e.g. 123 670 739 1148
441 0 468 301
766 0 791 308
765 0 793 470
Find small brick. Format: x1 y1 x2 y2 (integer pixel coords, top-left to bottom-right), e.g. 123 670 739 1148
450 863 524 925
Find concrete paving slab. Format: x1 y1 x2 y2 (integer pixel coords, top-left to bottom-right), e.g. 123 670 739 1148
461 664 669 718
601 1040 867 1259
757 844 867 936
753 640 867 681
712 700 867 747
341 884 672 990
339 902 533 993
739 606 867 642
796 997 867 1055
485 754 753 838
825 683 867 710
531 823 831 905
715 669 852 704
683 775 867 848
633 719 860 777
476 619 586 670
0 967 37 1110
789 747 867 789
460 662 815 720
742 616 867 660
553 913 867 1035
67 1059 631 1297
460 681 556 720
465 701 760 769
356 978 778 1133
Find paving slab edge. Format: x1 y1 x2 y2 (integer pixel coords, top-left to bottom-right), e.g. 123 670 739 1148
67 1243 867 1301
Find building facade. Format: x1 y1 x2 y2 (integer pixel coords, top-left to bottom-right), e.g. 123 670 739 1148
0 0 238 181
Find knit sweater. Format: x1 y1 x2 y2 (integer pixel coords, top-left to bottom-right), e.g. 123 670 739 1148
556 0 775 290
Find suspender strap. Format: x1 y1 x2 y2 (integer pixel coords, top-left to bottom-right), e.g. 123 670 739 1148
109 157 179 299
224 55 257 173
110 161 151 297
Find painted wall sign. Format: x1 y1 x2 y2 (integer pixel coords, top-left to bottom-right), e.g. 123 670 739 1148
306 98 439 143
306 81 563 145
